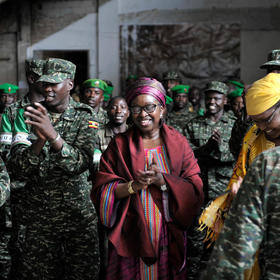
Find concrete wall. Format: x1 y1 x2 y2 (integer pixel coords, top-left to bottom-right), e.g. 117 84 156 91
119 1 280 84
0 0 280 92
27 13 97 85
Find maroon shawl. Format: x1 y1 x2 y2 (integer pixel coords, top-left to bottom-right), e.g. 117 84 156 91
91 123 203 270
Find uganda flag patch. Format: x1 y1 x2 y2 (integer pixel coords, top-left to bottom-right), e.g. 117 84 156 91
88 120 99 129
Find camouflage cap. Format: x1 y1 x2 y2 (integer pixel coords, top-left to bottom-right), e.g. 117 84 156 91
38 58 76 83
260 49 280 69
205 81 229 95
162 71 181 81
25 59 46 76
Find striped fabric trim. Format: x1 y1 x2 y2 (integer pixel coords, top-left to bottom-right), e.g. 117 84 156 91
0 132 12 145
139 145 171 279
11 132 31 146
100 181 119 227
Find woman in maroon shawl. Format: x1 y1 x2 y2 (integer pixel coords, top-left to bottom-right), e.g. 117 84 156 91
91 77 203 279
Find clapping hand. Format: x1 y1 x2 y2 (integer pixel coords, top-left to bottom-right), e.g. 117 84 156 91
24 102 57 141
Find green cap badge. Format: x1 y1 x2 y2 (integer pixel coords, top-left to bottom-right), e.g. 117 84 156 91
38 58 76 83
0 83 19 94
205 81 229 95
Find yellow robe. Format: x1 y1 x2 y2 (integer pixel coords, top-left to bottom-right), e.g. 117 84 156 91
199 124 275 279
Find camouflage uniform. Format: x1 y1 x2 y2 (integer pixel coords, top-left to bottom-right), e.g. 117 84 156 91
202 147 280 279
184 81 235 279
166 105 195 134
229 115 254 160
8 58 100 279
0 156 10 280
97 124 128 153
184 112 236 202
93 106 108 127
0 157 9 207
0 59 46 279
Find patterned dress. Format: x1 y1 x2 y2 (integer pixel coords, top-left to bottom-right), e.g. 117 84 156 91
99 145 186 280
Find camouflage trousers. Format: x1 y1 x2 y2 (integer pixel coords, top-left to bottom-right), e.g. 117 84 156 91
14 201 100 280
0 229 11 280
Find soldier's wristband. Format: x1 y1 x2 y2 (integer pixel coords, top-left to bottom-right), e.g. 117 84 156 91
48 133 61 145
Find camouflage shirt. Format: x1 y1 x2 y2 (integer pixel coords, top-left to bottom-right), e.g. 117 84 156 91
166 106 195 134
97 124 128 153
8 97 97 202
0 156 9 207
92 107 108 127
183 112 236 202
229 116 254 160
202 147 280 279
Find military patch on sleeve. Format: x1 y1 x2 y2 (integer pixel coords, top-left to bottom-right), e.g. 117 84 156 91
88 120 99 129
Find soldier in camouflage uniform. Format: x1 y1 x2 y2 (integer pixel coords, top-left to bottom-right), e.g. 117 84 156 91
260 49 280 74
0 83 18 118
0 83 19 280
166 84 195 134
202 147 280 279
97 96 129 153
0 59 46 279
93 96 129 172
184 81 236 203
0 155 10 280
0 156 9 207
8 58 99 279
161 71 182 113
184 81 236 279
80 78 109 127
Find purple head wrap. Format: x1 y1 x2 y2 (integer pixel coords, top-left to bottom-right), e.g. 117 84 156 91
126 77 166 106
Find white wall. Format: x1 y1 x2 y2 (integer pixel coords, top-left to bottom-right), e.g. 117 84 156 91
98 0 120 94
27 13 97 84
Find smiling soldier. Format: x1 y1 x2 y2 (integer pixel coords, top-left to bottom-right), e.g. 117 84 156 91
184 81 236 203
8 58 100 279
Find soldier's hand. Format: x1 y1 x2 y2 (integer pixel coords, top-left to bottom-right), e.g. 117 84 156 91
24 102 57 141
211 129 221 145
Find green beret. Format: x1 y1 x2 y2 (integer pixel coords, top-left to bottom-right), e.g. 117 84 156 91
166 95 173 105
82 79 108 91
205 81 229 95
126 74 138 81
228 88 243 99
104 85 113 95
103 93 111 102
170 85 190 95
38 58 76 83
228 80 244 89
0 83 19 94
